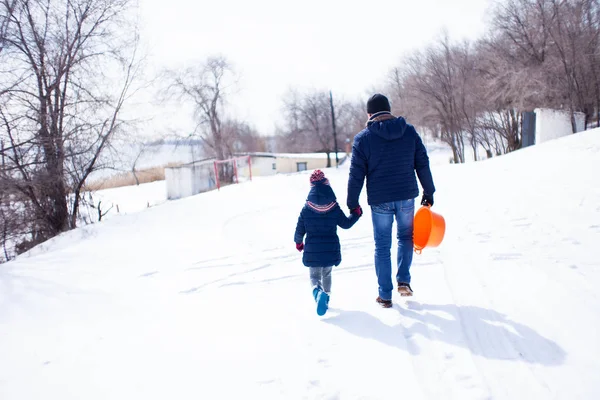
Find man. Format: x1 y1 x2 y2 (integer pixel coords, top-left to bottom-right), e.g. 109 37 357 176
347 93 435 308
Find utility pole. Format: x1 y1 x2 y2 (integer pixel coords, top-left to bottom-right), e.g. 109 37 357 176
329 90 339 168
189 133 196 164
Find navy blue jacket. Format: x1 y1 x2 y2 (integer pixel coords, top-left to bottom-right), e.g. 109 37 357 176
294 179 359 268
347 112 435 209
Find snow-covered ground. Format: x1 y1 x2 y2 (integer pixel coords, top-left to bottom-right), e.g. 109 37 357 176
1 130 599 399
80 180 168 222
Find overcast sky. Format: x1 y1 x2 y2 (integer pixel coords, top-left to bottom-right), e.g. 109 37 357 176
134 0 493 138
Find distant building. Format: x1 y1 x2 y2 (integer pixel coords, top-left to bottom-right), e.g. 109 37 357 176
522 108 586 148
242 152 347 175
164 159 216 200
165 152 348 200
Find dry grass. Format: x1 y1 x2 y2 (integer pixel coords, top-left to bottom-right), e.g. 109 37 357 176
86 163 182 191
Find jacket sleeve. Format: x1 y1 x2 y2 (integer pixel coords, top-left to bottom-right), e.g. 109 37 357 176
336 207 360 230
294 209 306 243
347 134 367 209
414 131 436 196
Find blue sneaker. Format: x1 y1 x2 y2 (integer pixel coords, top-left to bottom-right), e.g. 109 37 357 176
312 286 321 301
316 291 329 316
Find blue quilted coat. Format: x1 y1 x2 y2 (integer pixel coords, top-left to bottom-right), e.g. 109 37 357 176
347 112 435 209
294 178 359 268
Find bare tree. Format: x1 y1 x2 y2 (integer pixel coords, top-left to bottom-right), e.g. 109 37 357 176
546 0 600 129
0 0 16 54
300 91 335 167
0 0 140 257
386 0 600 162
220 119 265 154
335 99 367 141
279 88 346 166
490 0 600 129
279 88 312 152
389 66 423 122
123 138 164 186
167 56 237 161
398 34 470 163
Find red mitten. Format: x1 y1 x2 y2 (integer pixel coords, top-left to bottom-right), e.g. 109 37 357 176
296 242 304 252
351 206 363 217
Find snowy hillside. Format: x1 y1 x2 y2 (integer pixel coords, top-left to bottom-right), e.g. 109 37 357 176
1 129 599 399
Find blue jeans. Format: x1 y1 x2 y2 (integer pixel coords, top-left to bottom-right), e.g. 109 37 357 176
371 199 415 300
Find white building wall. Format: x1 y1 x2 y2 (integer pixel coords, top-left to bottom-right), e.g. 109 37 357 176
535 108 586 144
574 112 586 133
165 164 215 200
248 157 276 176
191 165 215 194
276 157 329 173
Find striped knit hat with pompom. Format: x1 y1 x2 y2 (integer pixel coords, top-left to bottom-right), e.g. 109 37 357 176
306 169 336 213
310 169 329 186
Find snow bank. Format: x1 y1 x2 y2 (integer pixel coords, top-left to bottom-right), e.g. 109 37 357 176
1 129 599 399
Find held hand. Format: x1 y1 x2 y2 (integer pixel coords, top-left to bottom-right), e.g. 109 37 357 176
351 206 363 217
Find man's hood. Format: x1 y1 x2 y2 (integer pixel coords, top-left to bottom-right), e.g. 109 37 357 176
367 112 409 141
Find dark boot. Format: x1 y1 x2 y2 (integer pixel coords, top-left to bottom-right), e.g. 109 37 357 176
397 282 413 297
376 296 392 308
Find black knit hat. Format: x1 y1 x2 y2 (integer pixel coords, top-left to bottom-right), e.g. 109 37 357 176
366 93 391 114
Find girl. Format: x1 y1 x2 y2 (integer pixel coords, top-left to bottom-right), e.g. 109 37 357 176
294 170 361 315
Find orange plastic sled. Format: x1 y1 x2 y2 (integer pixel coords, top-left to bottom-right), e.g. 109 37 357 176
413 206 446 254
